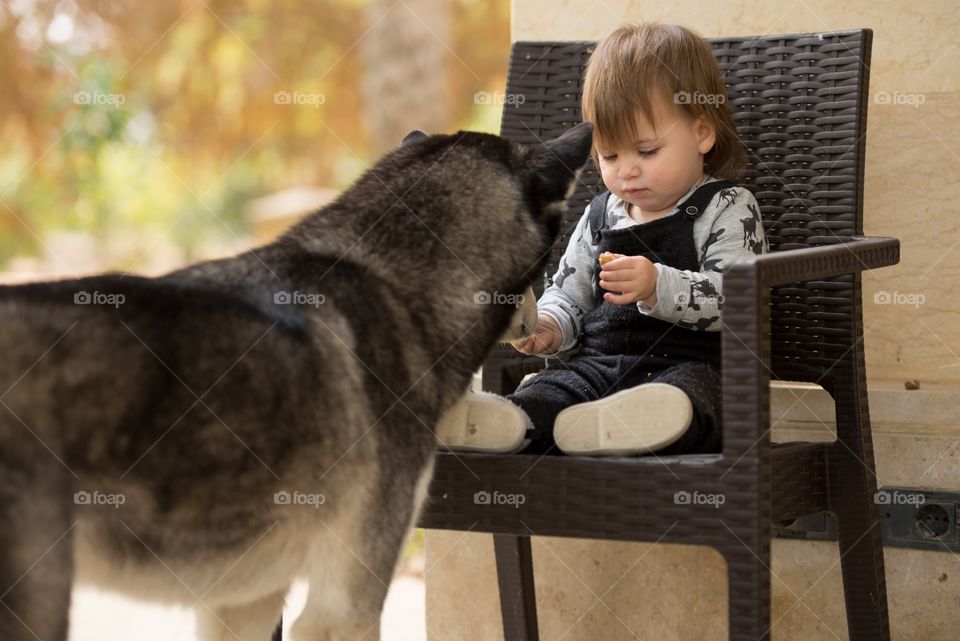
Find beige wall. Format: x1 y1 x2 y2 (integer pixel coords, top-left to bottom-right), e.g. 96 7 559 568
425 2 960 639
510 0 960 387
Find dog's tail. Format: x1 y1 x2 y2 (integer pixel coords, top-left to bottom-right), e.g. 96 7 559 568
0 419 74 641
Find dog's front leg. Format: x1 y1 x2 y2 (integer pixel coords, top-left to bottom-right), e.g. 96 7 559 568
288 553 386 641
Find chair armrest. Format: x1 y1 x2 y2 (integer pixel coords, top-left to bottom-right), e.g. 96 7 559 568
718 235 900 460
733 235 899 288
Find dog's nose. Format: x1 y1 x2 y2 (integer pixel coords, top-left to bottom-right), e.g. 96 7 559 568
498 286 537 343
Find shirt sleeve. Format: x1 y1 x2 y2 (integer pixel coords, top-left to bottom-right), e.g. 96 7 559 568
536 203 599 355
635 187 769 331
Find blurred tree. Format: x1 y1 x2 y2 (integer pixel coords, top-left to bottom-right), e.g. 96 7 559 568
0 0 510 271
360 0 452 155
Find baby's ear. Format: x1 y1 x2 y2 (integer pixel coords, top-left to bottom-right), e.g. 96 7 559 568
400 129 429 147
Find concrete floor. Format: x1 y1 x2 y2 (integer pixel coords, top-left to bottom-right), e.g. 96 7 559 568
69 574 427 641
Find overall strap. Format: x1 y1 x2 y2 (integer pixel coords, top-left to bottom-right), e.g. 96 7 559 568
588 180 738 243
587 190 612 245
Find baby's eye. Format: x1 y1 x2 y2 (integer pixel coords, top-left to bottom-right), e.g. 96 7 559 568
600 153 617 161
638 148 659 157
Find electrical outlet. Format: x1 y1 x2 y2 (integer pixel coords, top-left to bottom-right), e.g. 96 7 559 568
773 488 960 553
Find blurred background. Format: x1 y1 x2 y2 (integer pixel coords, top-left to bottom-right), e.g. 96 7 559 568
0 1 509 639
0 0 510 279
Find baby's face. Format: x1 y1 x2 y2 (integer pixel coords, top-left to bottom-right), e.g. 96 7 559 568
595 94 715 218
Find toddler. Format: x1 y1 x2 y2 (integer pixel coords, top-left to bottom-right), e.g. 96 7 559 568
439 21 768 456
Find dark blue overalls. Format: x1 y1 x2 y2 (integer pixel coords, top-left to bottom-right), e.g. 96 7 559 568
507 180 736 455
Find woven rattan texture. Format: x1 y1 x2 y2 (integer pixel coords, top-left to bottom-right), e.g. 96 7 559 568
500 30 872 386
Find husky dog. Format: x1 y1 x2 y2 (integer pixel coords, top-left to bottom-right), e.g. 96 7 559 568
0 122 592 640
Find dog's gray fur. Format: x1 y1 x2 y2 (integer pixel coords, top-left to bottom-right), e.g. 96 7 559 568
0 122 592 640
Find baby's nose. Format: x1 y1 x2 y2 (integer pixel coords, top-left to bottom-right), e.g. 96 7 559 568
618 161 639 179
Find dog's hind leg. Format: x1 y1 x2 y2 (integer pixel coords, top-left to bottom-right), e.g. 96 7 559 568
195 589 287 641
0 431 74 641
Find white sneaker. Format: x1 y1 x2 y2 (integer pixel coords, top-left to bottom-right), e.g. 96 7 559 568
553 383 693 456
437 390 532 453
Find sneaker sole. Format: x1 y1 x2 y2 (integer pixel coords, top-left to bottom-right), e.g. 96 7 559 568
439 392 530 454
554 383 693 455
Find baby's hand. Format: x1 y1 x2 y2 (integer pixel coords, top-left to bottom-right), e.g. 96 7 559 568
510 314 562 355
599 253 658 305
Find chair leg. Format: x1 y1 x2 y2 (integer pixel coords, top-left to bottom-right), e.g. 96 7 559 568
831 495 890 640
723 532 771 641
829 383 891 639
493 534 539 641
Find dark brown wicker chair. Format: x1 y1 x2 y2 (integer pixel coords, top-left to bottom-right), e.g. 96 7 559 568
417 28 900 641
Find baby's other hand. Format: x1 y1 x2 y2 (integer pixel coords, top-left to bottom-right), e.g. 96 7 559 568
510 314 562 355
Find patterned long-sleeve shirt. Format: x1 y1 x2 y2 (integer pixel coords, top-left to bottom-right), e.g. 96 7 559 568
538 176 769 357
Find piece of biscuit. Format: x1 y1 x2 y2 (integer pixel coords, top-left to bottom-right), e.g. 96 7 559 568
598 252 616 266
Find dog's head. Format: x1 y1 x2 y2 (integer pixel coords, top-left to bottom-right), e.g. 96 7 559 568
392 123 592 286
301 123 591 353
371 124 592 338
392 123 592 342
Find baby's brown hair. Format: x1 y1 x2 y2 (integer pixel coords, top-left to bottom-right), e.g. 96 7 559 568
581 22 747 180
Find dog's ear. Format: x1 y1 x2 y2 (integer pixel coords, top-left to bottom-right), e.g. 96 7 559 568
401 129 429 147
524 122 593 204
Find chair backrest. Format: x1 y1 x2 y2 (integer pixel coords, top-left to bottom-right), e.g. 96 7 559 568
499 29 873 386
